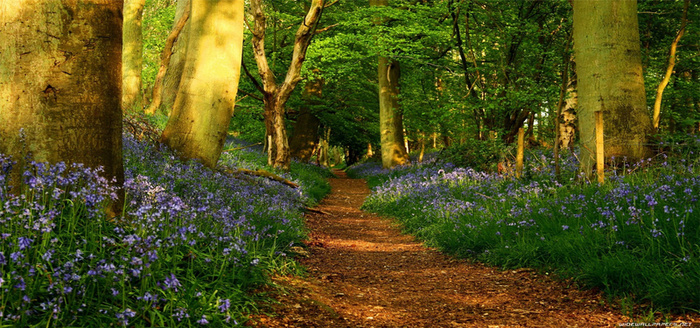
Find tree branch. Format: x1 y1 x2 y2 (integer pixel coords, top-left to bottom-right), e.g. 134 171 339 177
315 23 338 34
242 58 265 94
145 4 190 115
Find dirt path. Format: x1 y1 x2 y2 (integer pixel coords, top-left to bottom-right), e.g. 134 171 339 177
247 171 691 327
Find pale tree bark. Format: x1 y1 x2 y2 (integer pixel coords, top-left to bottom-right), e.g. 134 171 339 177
289 78 323 162
371 0 409 169
0 0 124 216
652 0 689 131
160 0 244 168
573 0 652 176
250 0 325 171
145 1 190 115
122 0 146 111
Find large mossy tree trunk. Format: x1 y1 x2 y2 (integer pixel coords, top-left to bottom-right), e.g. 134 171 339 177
0 0 124 216
250 0 324 171
160 0 244 168
289 78 323 162
122 0 146 111
572 0 652 176
371 0 409 169
378 57 409 168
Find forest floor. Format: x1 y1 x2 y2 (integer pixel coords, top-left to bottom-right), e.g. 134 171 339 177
247 170 699 328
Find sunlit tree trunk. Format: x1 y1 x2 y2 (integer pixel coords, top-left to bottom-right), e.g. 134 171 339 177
652 0 689 131
250 0 324 171
160 0 244 168
0 0 124 216
122 0 146 111
573 0 652 176
161 0 190 113
289 78 322 162
371 0 409 169
378 57 410 168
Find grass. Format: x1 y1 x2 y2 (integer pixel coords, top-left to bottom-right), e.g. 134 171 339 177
350 145 700 315
0 131 332 327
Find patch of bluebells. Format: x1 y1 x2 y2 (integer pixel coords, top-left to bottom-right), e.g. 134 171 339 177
0 133 322 326
361 146 700 311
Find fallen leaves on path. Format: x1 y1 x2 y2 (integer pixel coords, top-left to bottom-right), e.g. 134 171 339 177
247 170 699 327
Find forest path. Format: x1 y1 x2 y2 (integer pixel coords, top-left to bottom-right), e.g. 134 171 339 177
248 170 627 327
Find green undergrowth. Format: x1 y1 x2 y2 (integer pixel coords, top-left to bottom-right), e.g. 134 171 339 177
354 148 700 317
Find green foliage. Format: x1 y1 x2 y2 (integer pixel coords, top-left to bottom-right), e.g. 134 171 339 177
142 0 177 89
437 138 512 172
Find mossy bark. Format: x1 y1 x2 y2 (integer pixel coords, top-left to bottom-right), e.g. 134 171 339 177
160 0 244 168
371 0 409 169
573 0 652 176
0 0 124 216
289 79 323 162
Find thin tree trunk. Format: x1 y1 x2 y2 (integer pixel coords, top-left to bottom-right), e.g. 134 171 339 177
554 36 571 178
145 2 190 115
0 0 124 216
160 0 244 168
122 0 146 111
652 0 689 131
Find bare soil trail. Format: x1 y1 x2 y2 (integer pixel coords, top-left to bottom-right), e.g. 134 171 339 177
247 170 694 327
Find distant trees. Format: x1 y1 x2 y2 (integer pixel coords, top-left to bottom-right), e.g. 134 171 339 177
573 0 652 175
160 0 245 168
0 0 124 215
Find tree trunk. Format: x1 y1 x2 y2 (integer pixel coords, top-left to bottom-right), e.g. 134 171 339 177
145 2 190 115
560 69 578 152
573 0 652 176
289 79 322 162
161 0 191 114
319 127 330 167
0 0 124 216
378 57 410 168
160 0 244 168
372 0 409 169
250 0 324 171
652 0 689 131
122 0 146 111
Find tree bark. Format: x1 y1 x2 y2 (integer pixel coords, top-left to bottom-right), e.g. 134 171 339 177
160 0 244 168
0 0 124 216
652 0 689 131
122 0 146 111
573 0 652 176
371 0 409 168
250 0 324 171
378 57 410 168
289 78 323 162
